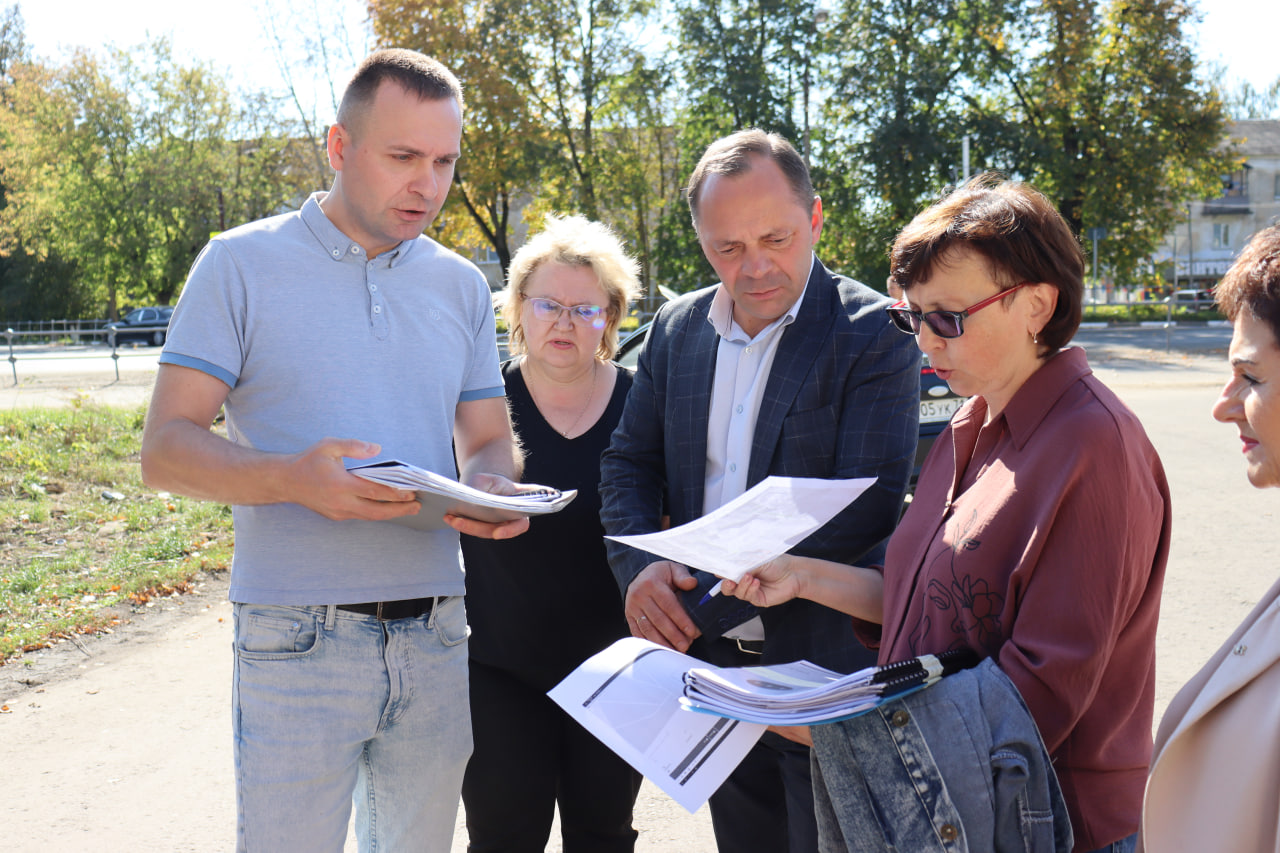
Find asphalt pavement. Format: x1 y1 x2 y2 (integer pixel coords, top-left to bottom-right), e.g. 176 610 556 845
6 324 1280 851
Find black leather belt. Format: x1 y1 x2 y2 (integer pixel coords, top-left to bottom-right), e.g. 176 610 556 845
335 597 445 621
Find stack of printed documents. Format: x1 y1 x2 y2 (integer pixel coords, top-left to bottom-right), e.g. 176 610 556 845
681 648 979 726
548 637 978 813
346 458 575 531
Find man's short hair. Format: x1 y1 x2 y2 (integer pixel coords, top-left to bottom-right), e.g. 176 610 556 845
336 49 464 136
685 129 815 224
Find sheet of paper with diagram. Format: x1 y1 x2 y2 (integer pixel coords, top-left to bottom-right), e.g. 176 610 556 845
550 637 980 810
548 637 766 813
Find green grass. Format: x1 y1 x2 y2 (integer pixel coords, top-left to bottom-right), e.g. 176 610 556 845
0 405 233 663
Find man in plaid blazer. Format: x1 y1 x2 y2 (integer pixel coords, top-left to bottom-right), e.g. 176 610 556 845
599 129 919 853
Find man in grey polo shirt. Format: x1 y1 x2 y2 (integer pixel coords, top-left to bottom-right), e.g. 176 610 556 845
141 50 525 852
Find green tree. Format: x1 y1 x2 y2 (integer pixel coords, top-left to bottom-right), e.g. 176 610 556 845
807 0 1231 289
510 0 659 222
0 2 23 78
370 0 555 273
0 4 78 320
371 0 670 286
519 41 681 306
818 0 1007 287
1222 76 1280 120
971 0 1233 285
655 0 831 293
586 58 681 309
674 0 814 143
0 39 317 317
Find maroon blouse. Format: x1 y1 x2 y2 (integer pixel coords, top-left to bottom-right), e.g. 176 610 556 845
857 347 1171 851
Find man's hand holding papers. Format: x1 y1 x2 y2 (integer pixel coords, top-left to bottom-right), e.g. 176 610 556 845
609 476 876 652
346 458 575 532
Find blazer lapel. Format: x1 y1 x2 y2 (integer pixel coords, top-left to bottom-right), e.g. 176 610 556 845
1164 586 1280 747
748 260 837 484
671 300 719 519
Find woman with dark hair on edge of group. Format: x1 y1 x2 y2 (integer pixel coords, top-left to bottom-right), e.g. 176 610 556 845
725 175 1171 853
1140 223 1280 853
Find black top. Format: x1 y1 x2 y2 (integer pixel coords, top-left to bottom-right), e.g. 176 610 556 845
461 359 634 689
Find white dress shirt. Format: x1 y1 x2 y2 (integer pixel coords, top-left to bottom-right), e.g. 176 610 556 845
702 258 812 640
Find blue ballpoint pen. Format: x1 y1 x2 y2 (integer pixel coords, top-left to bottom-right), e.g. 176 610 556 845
697 580 724 607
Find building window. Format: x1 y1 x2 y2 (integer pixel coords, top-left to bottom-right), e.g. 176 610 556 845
1213 223 1231 249
473 246 500 265
1222 167 1249 198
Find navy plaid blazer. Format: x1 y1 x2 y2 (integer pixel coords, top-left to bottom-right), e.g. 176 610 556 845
600 259 920 672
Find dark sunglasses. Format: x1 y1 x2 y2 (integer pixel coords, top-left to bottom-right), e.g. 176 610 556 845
886 283 1028 339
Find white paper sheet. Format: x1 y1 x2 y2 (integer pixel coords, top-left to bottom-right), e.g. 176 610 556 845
605 475 875 581
547 637 766 813
345 458 575 531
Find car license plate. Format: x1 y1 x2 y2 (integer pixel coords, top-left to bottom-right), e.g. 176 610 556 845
920 397 964 424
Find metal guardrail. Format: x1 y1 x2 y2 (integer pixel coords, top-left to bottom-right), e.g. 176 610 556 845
0 318 102 338
3 325 168 384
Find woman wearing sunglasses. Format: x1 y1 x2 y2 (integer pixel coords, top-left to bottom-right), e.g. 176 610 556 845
725 176 1171 853
459 214 644 851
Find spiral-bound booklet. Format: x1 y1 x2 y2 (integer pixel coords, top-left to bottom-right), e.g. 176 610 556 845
680 647 980 725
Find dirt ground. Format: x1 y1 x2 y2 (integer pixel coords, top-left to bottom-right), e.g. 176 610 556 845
3 341 1280 852
0 364 718 852
0 365 157 411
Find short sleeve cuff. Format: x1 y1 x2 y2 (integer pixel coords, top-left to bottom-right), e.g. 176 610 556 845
459 384 504 403
159 352 238 389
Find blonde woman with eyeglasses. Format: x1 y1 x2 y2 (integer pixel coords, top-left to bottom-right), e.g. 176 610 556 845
457 214 644 852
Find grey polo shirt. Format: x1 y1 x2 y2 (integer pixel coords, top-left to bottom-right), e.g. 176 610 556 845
161 193 503 604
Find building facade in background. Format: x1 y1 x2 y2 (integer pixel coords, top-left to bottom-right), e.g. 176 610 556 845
1153 120 1280 292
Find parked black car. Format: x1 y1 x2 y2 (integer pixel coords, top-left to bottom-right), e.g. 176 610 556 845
105 306 173 346
615 321 966 487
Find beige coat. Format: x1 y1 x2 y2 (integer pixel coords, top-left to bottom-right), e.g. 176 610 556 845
1140 576 1280 853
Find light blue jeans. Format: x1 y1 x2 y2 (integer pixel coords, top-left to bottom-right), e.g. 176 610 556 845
810 658 1073 853
1084 834 1136 853
232 597 472 852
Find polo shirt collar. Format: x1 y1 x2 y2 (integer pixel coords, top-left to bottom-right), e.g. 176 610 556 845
301 191 413 267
